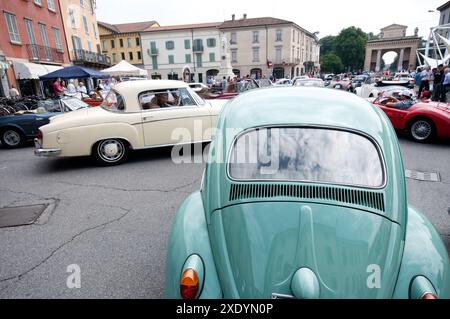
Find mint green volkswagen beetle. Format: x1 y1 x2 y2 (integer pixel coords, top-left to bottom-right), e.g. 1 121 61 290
165 87 450 299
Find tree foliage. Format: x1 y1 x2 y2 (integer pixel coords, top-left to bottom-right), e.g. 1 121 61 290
319 26 368 72
320 53 344 73
334 26 368 72
319 36 336 56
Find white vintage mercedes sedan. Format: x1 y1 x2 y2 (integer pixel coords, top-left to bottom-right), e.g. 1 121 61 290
34 80 228 165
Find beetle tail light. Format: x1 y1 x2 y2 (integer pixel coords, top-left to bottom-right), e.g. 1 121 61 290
410 276 438 300
421 293 438 300
37 129 43 141
180 269 199 299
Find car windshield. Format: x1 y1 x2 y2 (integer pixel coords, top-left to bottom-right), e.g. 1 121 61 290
228 127 385 188
63 98 89 111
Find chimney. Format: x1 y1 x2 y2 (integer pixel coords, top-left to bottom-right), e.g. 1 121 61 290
243 13 247 19
232 14 235 21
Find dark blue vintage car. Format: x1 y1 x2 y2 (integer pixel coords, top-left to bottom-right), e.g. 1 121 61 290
0 97 88 148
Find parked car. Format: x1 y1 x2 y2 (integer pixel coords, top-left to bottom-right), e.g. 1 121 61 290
370 93 450 143
0 97 88 148
35 80 228 165
356 80 413 99
351 74 371 92
165 87 450 299
274 78 293 86
329 75 353 92
293 78 325 87
255 78 274 88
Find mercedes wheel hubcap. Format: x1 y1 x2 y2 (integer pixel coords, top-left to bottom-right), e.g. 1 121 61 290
99 140 124 162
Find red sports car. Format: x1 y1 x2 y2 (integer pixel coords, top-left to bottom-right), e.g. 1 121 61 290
370 96 450 143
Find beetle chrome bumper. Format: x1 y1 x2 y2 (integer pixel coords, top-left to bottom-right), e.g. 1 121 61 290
34 139 61 157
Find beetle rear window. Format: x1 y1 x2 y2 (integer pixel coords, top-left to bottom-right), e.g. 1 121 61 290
228 127 385 188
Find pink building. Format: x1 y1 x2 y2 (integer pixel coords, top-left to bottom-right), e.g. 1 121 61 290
0 0 70 96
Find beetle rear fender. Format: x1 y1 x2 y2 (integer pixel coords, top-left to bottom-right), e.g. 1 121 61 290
165 191 222 299
392 205 450 298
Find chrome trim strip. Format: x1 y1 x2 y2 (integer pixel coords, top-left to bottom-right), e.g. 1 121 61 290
142 114 211 124
133 140 211 150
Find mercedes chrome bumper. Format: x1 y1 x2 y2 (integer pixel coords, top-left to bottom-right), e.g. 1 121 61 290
34 138 61 157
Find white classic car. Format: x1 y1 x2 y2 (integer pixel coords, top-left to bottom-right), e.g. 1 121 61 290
355 79 414 99
34 80 227 165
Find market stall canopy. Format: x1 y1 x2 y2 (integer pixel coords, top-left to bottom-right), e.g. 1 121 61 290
13 61 62 80
101 60 148 77
39 65 110 80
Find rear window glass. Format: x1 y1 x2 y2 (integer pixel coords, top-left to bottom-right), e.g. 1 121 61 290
101 90 125 112
228 127 385 188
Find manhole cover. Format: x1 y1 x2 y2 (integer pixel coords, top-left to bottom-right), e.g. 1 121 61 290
405 170 440 182
0 204 48 228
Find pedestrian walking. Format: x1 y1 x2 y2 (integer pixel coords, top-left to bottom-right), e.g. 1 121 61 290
442 67 450 102
432 65 444 102
418 66 432 98
52 78 63 97
414 68 422 96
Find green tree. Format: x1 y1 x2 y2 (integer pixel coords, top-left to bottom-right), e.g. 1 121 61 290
319 36 336 56
320 53 344 73
335 26 368 71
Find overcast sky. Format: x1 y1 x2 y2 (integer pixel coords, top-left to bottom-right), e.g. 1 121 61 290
97 0 443 39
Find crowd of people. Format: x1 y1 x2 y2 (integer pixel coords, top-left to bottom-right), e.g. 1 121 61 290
413 65 450 102
50 78 116 100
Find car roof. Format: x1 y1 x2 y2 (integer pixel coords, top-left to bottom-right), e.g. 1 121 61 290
217 87 390 146
112 80 189 111
114 79 188 92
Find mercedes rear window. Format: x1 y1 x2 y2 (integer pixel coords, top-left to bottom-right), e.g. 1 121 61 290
228 127 385 188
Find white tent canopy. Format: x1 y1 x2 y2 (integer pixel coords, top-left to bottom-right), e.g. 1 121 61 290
101 60 147 77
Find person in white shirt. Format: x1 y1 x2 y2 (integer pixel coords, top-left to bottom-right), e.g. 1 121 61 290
67 79 76 94
9 85 20 99
76 82 87 94
418 66 432 98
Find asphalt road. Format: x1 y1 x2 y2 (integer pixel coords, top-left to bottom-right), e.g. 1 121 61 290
0 137 449 298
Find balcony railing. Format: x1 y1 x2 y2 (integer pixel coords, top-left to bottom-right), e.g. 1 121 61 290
193 45 204 53
148 48 159 56
26 44 64 64
72 49 111 66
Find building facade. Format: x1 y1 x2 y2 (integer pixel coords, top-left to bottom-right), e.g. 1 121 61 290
140 22 222 82
98 21 159 68
59 0 110 69
220 15 320 80
0 0 70 96
364 24 422 72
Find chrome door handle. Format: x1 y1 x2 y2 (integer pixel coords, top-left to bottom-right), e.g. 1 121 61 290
143 115 154 121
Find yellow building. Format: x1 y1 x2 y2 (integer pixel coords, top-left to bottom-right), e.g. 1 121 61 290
59 0 110 68
98 21 159 67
